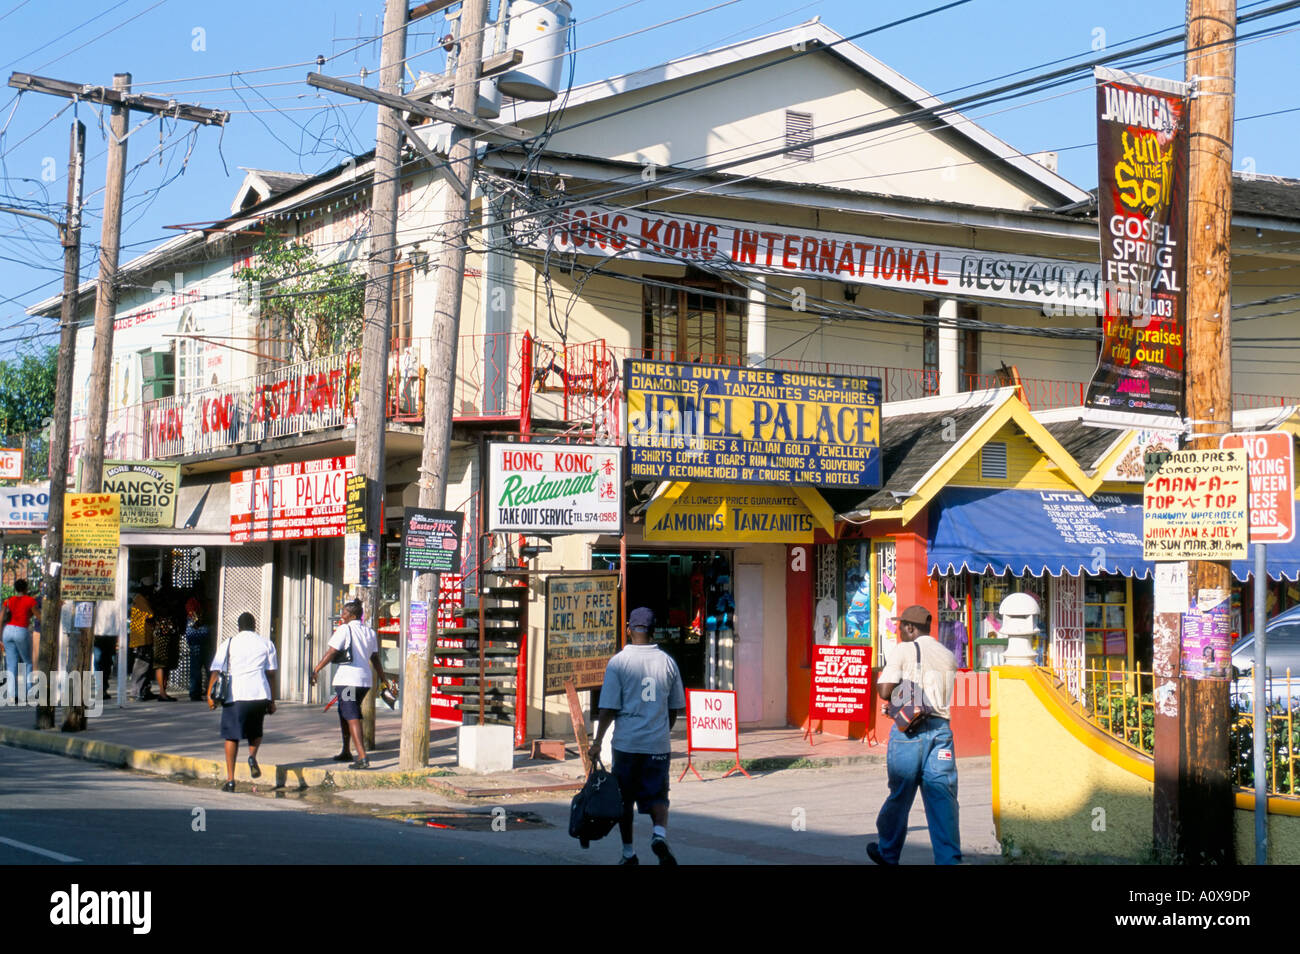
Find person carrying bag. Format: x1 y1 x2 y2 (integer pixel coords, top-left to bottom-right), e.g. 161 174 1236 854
207 612 278 793
867 604 961 866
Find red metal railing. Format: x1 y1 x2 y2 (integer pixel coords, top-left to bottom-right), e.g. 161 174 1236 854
63 332 1300 472
964 372 1088 411
1234 392 1300 411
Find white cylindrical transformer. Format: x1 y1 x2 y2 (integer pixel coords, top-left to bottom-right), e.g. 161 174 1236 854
496 0 572 102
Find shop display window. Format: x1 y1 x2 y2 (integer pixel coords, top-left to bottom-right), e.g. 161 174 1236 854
936 576 971 669
875 541 898 664
972 572 1046 669
839 542 872 647
1084 577 1130 667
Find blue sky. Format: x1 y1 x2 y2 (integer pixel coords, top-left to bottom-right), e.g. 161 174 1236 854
0 0 1296 360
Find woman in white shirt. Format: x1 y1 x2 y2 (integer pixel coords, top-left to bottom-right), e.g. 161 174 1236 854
309 598 390 770
207 612 279 792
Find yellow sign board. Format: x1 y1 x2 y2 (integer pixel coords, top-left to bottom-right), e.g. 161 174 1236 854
1143 449 1248 561
102 461 180 529
62 493 120 601
644 482 834 543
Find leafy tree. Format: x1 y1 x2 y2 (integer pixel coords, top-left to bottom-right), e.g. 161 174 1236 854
0 346 56 481
0 346 56 435
240 225 365 362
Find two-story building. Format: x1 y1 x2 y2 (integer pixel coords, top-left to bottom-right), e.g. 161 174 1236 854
34 20 1300 746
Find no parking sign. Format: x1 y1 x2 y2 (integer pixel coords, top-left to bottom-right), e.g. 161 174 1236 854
680 689 750 781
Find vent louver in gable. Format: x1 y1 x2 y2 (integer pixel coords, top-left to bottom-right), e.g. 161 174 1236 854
785 110 814 161
981 442 1008 480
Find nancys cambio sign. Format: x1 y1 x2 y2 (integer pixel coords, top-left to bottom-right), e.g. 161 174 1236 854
487 442 622 534
102 461 179 529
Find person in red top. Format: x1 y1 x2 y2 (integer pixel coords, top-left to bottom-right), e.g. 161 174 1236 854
2 579 38 699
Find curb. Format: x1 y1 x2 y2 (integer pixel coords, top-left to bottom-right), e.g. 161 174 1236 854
0 724 903 790
0 725 447 790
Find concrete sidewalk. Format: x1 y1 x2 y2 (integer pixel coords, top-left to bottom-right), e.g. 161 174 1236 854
0 693 888 791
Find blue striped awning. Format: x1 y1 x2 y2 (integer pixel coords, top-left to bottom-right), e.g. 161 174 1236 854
926 487 1300 582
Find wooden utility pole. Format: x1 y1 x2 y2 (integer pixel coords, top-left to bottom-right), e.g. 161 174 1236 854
7 71 229 730
1179 0 1236 864
352 0 409 752
406 0 489 772
307 0 525 771
35 121 84 731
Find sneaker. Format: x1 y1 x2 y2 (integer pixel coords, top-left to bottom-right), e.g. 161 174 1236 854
866 842 896 866
221 780 236 793
618 855 640 865
248 756 261 779
350 757 371 770
331 752 353 762
650 835 677 865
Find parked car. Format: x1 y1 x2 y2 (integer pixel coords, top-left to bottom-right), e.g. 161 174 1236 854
1231 604 1300 709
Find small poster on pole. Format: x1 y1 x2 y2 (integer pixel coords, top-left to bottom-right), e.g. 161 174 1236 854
401 508 464 574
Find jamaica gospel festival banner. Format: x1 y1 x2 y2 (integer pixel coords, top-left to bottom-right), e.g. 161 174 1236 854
1085 67 1190 423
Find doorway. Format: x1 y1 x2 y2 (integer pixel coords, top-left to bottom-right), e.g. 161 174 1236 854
283 544 314 703
591 548 735 690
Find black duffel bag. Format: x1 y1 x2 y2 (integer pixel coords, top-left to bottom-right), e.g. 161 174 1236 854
569 759 624 849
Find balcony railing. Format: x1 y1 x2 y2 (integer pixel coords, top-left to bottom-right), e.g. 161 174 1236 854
59 334 1300 469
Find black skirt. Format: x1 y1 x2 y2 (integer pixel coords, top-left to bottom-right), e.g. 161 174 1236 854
152 618 180 670
220 700 269 742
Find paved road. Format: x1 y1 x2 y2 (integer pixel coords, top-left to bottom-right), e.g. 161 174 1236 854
0 744 1000 865
0 746 569 865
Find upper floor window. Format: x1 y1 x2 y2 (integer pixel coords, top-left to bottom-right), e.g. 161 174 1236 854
922 300 980 393
175 306 204 396
391 261 413 350
643 275 747 364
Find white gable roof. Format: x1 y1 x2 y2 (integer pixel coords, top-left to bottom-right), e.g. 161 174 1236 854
505 19 1089 208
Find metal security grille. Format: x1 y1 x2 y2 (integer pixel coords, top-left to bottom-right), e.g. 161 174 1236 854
1050 574 1086 701
221 544 265 643
981 442 1008 480
815 543 836 601
785 110 814 160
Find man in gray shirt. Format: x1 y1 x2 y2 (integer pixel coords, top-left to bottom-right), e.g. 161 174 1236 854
590 606 686 865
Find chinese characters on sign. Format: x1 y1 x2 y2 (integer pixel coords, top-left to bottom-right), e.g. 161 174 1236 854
487 442 622 534
62 493 120 601
626 360 881 488
1085 67 1190 420
1143 449 1248 560
809 646 873 722
544 573 619 694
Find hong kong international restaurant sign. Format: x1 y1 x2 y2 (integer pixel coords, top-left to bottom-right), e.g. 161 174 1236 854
626 360 882 488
